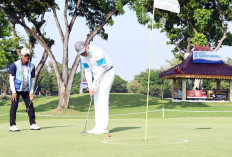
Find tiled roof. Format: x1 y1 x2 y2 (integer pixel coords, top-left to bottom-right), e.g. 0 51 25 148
160 46 232 79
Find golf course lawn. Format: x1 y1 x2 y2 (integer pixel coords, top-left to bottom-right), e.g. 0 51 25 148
0 93 232 157
0 118 231 157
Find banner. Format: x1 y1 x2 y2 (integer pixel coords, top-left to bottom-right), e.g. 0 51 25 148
187 90 207 99
208 90 229 100
193 51 222 64
174 89 182 98
82 80 88 89
153 0 180 14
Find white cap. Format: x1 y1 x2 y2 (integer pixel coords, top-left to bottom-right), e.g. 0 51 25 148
21 48 30 56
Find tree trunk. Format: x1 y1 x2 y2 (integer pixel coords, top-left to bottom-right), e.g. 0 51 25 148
193 79 203 90
3 82 6 96
4 82 7 96
57 83 72 110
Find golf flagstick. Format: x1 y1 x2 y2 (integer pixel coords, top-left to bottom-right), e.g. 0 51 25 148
145 0 180 141
144 7 155 141
81 96 93 134
26 76 43 112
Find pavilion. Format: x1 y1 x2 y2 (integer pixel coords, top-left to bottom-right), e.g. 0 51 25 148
160 45 232 102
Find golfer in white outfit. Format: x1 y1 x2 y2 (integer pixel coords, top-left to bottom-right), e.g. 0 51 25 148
74 41 115 134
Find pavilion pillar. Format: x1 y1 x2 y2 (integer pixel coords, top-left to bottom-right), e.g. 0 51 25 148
182 79 187 100
230 80 232 102
216 80 221 90
172 79 176 99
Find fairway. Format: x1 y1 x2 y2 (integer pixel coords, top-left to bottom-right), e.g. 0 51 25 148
1 94 232 157
0 118 232 157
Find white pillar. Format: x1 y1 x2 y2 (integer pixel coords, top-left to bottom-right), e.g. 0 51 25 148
172 79 176 99
230 80 232 102
182 79 187 100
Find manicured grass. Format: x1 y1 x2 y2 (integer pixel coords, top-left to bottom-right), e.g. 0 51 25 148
0 93 232 157
0 118 231 157
1 93 232 123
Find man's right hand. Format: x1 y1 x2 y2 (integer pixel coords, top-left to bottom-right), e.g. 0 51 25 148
11 93 17 101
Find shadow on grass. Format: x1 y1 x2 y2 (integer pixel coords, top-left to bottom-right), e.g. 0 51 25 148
196 127 212 130
41 125 76 130
17 99 59 113
24 95 95 113
33 100 58 112
108 94 210 109
110 127 141 133
0 99 11 106
162 101 210 109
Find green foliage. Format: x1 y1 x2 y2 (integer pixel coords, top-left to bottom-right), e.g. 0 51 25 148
38 65 52 95
160 57 182 71
191 33 208 46
193 9 213 32
0 70 10 95
224 57 232 66
127 80 143 93
70 0 128 40
115 0 125 15
38 64 84 95
134 69 172 97
71 72 87 95
111 75 127 93
0 11 11 38
221 80 229 90
223 33 232 46
0 37 19 70
0 12 18 69
203 79 212 90
129 0 150 25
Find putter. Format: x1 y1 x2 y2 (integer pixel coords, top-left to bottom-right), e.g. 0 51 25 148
26 77 43 112
81 96 93 134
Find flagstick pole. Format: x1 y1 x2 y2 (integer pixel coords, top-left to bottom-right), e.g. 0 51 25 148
145 4 156 141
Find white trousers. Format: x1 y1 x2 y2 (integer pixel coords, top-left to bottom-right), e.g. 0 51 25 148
93 68 115 131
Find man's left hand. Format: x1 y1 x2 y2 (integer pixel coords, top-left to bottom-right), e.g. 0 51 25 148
29 94 35 100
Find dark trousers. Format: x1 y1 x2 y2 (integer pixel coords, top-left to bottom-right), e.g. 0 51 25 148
10 91 36 126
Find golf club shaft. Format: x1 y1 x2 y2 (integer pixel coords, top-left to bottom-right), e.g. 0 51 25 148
27 77 43 112
82 96 93 133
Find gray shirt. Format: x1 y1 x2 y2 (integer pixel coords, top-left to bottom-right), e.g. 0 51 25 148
22 65 29 91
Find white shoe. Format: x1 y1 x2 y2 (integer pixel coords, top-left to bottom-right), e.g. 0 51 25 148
87 128 109 134
95 130 109 134
9 125 20 132
30 124 40 130
87 128 97 134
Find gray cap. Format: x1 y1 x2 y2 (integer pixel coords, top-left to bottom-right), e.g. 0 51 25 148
74 41 86 55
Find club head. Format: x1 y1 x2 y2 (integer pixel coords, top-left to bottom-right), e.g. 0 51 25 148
81 131 87 134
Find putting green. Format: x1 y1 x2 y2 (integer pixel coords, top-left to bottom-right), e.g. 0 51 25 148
0 118 231 157
102 137 188 145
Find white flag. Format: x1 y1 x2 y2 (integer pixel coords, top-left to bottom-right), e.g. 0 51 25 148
154 0 180 14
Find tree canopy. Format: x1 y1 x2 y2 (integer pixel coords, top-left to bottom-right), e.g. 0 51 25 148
134 69 172 98
111 75 128 93
0 12 18 69
0 0 131 109
130 0 232 59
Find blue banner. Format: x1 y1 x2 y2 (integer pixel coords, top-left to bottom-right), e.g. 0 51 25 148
193 51 222 64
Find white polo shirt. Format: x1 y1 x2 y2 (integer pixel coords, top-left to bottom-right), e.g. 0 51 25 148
81 45 113 90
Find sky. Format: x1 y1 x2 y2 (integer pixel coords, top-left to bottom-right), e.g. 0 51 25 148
17 4 232 82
